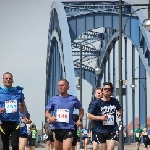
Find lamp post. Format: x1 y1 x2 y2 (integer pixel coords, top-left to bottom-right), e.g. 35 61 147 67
76 40 101 149
118 0 124 149
130 77 147 129
118 1 150 148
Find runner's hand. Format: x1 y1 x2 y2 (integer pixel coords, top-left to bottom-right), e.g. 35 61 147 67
24 117 29 123
76 120 82 127
0 108 4 114
100 114 108 121
49 116 57 122
25 119 32 124
117 112 121 118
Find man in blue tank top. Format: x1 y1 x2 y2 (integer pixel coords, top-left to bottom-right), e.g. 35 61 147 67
0 72 27 150
88 82 122 150
45 79 84 150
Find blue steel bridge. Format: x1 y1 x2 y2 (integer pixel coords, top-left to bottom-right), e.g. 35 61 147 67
45 0 150 141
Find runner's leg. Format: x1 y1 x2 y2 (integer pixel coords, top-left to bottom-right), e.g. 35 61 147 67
0 122 10 150
19 137 27 150
11 124 20 150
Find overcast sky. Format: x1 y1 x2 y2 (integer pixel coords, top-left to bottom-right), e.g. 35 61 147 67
0 0 148 129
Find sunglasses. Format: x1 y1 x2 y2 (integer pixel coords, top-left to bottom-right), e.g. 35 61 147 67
103 88 111 91
4 78 12 80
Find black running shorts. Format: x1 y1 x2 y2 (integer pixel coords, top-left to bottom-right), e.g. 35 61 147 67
53 129 74 142
72 134 78 146
45 135 54 142
96 132 117 143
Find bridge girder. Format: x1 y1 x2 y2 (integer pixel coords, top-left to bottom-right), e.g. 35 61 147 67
46 0 150 130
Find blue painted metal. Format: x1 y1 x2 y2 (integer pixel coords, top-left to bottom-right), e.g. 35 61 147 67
132 44 135 142
113 41 116 97
63 1 131 18
108 51 110 82
46 1 77 99
139 58 146 127
46 2 150 142
124 37 128 143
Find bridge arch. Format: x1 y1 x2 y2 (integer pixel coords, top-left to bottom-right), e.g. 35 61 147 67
46 0 150 134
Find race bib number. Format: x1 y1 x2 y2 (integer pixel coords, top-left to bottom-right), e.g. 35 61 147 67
103 115 114 125
5 100 17 113
56 109 69 123
136 133 140 138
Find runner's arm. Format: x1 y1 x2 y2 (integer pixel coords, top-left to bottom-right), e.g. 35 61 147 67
139 132 143 138
43 125 46 134
45 98 55 121
117 109 122 118
21 102 27 118
79 108 84 120
87 113 107 121
45 110 52 120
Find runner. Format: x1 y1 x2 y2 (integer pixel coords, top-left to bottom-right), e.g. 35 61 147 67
25 123 32 150
87 87 103 150
0 72 27 150
134 124 143 150
81 125 90 150
29 123 37 150
43 119 54 150
19 104 31 150
88 82 122 150
123 127 126 143
140 128 149 150
147 125 150 148
37 134 41 143
76 126 81 150
71 114 81 150
45 79 84 150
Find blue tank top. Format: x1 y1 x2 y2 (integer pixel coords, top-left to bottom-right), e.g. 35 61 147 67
45 95 82 129
0 86 24 122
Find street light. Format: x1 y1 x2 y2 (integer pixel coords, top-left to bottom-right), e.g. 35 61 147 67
143 19 150 31
76 64 101 90
118 1 150 148
75 39 101 149
95 66 102 75
130 83 136 89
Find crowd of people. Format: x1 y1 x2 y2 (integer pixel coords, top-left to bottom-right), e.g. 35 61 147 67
0 72 149 150
44 79 122 150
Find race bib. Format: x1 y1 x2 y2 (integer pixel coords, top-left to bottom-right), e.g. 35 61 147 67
5 100 17 113
20 118 25 127
56 109 69 123
103 115 114 125
136 133 140 138
84 130 87 134
32 133 36 138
